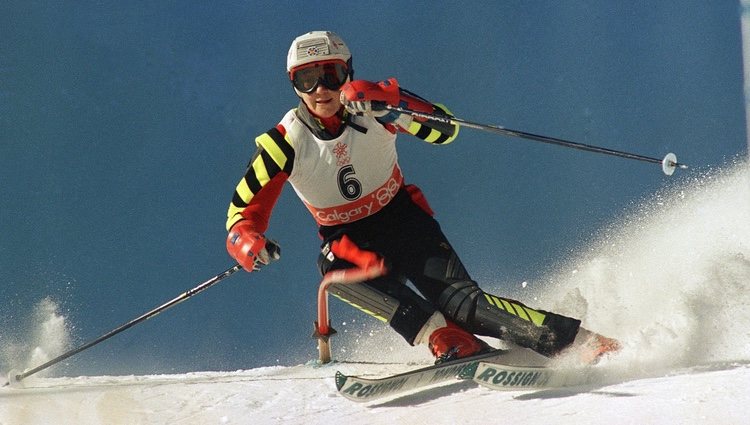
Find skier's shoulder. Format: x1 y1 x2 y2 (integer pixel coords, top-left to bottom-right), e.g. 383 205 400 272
252 108 299 151
281 107 299 129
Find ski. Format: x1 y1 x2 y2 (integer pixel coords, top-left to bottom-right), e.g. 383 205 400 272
334 349 508 402
470 360 597 390
469 334 622 391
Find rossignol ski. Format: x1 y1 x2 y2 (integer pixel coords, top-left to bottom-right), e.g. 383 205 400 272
469 360 611 391
334 345 618 401
334 349 508 402
469 361 570 390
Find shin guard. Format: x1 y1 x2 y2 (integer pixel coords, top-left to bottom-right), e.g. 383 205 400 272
475 294 580 356
438 281 581 357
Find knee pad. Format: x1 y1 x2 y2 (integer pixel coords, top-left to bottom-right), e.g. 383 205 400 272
437 280 482 324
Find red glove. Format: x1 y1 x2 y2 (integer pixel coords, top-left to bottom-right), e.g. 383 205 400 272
340 78 401 117
226 221 280 271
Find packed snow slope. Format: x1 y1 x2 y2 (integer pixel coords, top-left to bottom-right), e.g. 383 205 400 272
1 361 749 425
1 161 748 424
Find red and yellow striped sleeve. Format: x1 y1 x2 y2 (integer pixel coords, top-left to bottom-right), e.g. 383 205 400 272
403 103 459 145
384 88 459 144
225 125 295 231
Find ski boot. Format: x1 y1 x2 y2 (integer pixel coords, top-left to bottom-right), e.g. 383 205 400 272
428 320 493 364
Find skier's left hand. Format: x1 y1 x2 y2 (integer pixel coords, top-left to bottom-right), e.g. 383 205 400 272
340 78 401 117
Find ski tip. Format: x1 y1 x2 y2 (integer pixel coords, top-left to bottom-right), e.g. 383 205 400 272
334 371 348 391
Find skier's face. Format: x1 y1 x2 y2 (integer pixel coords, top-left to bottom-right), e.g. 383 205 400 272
298 83 343 118
290 60 348 118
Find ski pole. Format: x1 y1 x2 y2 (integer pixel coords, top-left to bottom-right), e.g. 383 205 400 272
386 104 688 176
4 264 243 387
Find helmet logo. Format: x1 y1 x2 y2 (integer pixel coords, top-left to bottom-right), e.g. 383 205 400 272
297 39 331 60
287 31 350 72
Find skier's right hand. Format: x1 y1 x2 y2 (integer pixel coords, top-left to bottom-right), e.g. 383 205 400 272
340 78 401 118
226 221 281 271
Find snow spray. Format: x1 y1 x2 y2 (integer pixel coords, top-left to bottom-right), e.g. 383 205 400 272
540 159 750 373
1 298 72 380
336 160 749 371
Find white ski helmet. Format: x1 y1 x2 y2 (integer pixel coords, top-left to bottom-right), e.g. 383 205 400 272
286 31 352 72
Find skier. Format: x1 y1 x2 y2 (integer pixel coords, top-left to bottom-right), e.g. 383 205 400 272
225 31 619 364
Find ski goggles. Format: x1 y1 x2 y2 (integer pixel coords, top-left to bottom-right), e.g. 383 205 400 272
290 60 350 93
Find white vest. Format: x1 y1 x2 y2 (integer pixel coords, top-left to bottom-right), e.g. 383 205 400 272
281 110 404 226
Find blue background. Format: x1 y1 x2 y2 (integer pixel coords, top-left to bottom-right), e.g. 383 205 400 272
1 1 747 376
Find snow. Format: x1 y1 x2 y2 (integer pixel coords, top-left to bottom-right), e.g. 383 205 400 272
2 361 749 424
1 162 748 424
